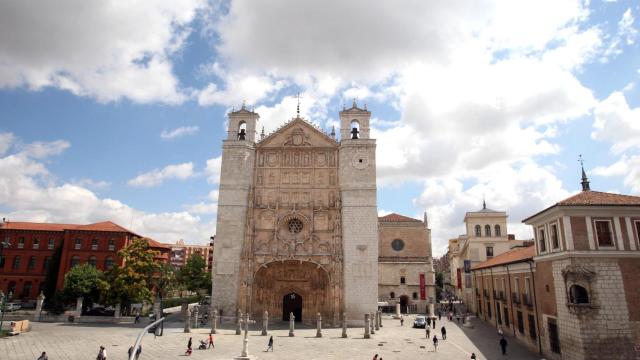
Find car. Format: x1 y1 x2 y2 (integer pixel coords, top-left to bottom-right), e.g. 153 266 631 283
413 315 426 328
84 307 115 316
5 303 21 312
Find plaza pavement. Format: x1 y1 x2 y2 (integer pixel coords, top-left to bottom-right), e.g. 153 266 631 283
0 315 543 360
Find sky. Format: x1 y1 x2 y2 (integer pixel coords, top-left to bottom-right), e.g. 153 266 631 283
0 0 639 256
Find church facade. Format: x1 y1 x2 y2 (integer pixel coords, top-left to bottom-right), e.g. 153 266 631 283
211 103 379 324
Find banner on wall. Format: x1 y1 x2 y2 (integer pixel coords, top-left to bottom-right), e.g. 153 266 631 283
419 273 426 300
457 268 462 289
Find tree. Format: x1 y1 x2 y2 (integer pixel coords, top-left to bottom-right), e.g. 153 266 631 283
151 263 177 300
62 263 103 309
435 272 444 301
179 253 210 293
100 237 160 306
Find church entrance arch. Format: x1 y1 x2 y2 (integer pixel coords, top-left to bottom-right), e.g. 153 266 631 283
251 260 332 323
282 292 302 322
400 295 409 313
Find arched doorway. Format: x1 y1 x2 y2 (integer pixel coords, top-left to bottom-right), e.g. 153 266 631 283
282 292 302 322
400 295 409 313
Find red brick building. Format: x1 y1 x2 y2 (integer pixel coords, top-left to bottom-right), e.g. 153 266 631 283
0 220 169 300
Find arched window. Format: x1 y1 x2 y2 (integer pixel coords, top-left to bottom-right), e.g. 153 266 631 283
12 255 21 270
475 225 482 237
569 285 589 304
390 292 395 299
91 238 99 250
485 225 491 237
7 281 16 296
104 257 114 269
21 282 32 298
495 225 501 237
70 255 80 268
400 276 406 284
88 256 97 267
412 292 418 300
237 121 247 140
350 120 360 139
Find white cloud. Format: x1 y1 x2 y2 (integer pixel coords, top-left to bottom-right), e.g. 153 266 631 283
0 1 207 103
160 126 200 140
197 70 287 106
619 8 638 45
592 155 640 194
591 91 640 154
20 140 71 159
128 162 195 187
0 133 14 155
70 178 111 191
183 202 218 215
205 156 222 184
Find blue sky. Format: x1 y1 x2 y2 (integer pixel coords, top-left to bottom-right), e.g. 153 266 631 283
0 0 638 256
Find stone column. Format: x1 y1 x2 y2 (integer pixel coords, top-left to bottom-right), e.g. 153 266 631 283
211 309 218 334
184 308 191 333
316 312 322 338
288 313 295 337
33 292 45 321
370 313 375 334
261 311 268 336
193 306 199 329
341 312 348 338
364 313 371 339
395 303 401 318
236 310 242 335
181 302 188 318
114 303 121 318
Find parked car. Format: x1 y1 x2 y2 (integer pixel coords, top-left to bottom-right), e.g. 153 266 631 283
413 315 427 328
5 302 21 312
84 307 115 316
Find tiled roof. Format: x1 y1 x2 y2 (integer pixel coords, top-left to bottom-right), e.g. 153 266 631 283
523 190 640 222
0 222 72 231
73 221 134 233
472 245 535 270
378 213 423 223
146 238 170 249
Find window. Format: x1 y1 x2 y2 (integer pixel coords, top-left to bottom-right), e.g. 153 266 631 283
412 292 418 300
88 256 97 267
18 237 25 249
12 255 21 269
475 225 482 237
74 238 82 250
400 276 406 284
91 238 99 250
33 238 40 249
635 221 640 247
528 314 537 339
390 292 395 299
391 239 405 251
487 302 492 319
28 256 36 270
494 225 501 237
43 256 51 271
486 246 494 257
503 307 509 327
7 281 16 296
485 225 491 237
70 255 80 268
497 303 502 324
104 257 114 269
538 228 546 252
551 224 560 249
0 255 4 268
21 282 32 298
48 238 55 250
594 220 613 247
288 218 303 234
108 239 115 251
548 319 561 354
517 311 524 334
569 285 589 304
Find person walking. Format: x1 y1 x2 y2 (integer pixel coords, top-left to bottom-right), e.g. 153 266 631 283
96 346 107 360
36 352 48 360
208 333 215 349
432 335 439 352
438 311 441 321
185 337 193 356
127 347 133 359
134 312 140 324
135 345 141 360
372 354 379 360
433 317 437 328
470 352 477 359
456 314 460 323
441 326 447 340
499 336 508 355
400 316 404 326
426 324 430 339
266 335 274 352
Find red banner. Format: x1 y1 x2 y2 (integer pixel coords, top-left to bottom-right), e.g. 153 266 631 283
419 273 426 300
457 268 462 289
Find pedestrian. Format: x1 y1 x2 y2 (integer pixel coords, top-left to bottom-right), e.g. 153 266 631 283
498 328 503 336
134 312 140 324
441 326 447 340
185 337 193 356
266 335 274 352
36 352 48 360
372 354 379 360
208 333 215 349
432 335 439 352
456 314 460 323
433 317 436 328
499 336 508 355
400 316 404 326
426 324 430 338
96 346 107 360
135 345 141 360
127 346 133 359
471 352 477 359
438 311 441 321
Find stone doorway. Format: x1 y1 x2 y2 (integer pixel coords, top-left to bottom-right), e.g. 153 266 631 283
282 292 302 322
400 295 409 313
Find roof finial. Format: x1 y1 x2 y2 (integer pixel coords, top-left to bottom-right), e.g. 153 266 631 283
482 196 486 210
260 126 265 140
296 92 301 118
423 211 429 228
352 98 357 108
579 154 590 191
330 125 336 139
241 100 246 110
364 103 368 111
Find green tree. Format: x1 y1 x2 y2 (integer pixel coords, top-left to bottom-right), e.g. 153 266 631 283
62 263 103 307
435 271 444 301
179 253 211 292
100 237 160 305
151 263 177 300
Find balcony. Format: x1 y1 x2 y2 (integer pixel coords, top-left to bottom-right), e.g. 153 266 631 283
512 292 521 305
523 294 533 307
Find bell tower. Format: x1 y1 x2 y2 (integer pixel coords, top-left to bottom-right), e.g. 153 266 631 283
338 100 378 322
227 103 259 142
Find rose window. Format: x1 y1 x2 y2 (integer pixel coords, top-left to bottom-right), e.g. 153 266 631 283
288 218 303 234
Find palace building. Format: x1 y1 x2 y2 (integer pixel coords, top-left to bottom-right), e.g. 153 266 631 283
211 102 435 324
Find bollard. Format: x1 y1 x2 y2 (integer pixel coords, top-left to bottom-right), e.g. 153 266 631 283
316 312 322 338
364 313 371 339
379 310 383 328
262 310 268 336
289 312 295 337
341 312 348 338
211 308 218 334
236 310 242 335
184 308 191 333
370 312 375 334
